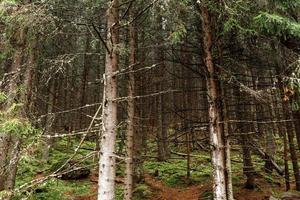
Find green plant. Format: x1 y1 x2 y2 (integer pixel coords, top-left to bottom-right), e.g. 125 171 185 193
133 184 152 200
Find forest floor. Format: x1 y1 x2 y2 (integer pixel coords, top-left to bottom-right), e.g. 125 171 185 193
72 172 285 200
144 173 207 200
15 139 290 200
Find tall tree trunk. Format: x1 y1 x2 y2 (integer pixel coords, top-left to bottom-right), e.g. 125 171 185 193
283 130 290 191
217 39 234 200
97 0 119 199
199 3 232 199
241 136 255 189
278 75 300 190
283 103 300 191
292 110 300 150
124 6 137 200
0 26 27 199
79 30 91 129
238 71 255 189
42 79 56 161
155 6 169 161
23 37 37 113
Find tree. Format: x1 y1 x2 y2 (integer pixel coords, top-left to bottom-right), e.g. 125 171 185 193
97 0 119 199
124 3 137 199
197 1 233 199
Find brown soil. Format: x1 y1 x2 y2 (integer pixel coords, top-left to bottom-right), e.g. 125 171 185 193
72 172 285 200
144 174 206 200
234 178 285 200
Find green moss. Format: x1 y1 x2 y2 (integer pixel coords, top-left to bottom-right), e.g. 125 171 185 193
25 179 92 200
144 153 213 187
133 184 152 200
115 185 124 200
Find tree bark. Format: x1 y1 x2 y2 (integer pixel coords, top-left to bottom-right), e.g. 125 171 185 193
124 6 137 200
292 110 300 150
278 78 300 191
199 3 232 199
155 6 169 162
0 26 27 199
42 79 56 161
97 0 119 199
283 103 300 191
79 30 91 129
283 131 290 191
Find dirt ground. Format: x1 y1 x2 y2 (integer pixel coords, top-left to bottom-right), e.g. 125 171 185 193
73 172 285 200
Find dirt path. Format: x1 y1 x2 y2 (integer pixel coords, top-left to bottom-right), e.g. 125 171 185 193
144 174 206 200
74 173 283 200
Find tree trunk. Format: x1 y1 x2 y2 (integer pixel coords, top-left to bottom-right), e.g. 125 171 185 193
124 7 137 200
155 6 169 162
279 80 300 191
23 37 37 113
237 71 255 189
283 104 300 191
97 0 119 199
199 3 232 199
0 26 27 199
42 79 56 161
241 137 255 189
79 30 91 129
283 131 290 191
292 110 300 150
217 31 234 200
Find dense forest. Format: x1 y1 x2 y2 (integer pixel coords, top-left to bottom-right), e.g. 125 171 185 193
0 0 300 199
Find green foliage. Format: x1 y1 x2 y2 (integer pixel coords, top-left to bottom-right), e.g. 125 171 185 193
254 12 300 39
144 153 212 187
115 185 124 200
0 118 33 136
270 0 300 11
144 160 187 187
0 95 34 137
14 138 96 199
133 184 152 200
24 178 91 200
169 23 187 44
5 103 23 115
222 17 256 36
0 92 8 103
284 60 300 111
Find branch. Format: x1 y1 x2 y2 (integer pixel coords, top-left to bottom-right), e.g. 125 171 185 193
91 23 111 54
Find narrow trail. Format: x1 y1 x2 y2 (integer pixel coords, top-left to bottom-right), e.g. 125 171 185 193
144 174 206 200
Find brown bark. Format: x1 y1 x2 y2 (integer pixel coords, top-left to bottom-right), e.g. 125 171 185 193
23 38 37 113
283 131 290 191
124 6 137 200
199 3 232 199
283 104 300 191
0 26 27 198
278 78 300 191
293 110 300 150
79 31 91 129
42 79 56 161
241 137 255 189
155 6 169 162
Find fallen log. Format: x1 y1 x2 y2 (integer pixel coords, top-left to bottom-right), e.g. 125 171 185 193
251 144 284 176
